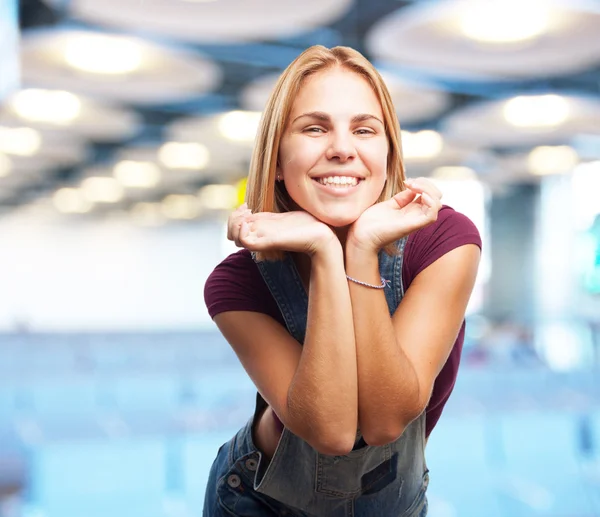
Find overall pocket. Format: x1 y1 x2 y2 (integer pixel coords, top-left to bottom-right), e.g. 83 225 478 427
316 445 396 498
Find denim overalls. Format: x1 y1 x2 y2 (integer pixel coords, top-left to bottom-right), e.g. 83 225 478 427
203 237 429 517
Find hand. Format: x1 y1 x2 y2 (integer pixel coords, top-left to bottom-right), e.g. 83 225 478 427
347 177 442 253
227 204 338 256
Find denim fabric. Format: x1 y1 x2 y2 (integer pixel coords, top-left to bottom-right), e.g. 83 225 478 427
204 238 429 516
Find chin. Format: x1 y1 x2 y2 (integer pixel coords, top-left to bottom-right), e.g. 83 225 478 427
316 212 361 228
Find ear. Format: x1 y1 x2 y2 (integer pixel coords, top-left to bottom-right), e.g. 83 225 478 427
275 162 283 181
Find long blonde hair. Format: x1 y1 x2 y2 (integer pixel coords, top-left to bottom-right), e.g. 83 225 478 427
246 45 406 259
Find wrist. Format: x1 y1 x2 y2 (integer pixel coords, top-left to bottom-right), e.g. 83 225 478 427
345 235 380 260
308 227 341 258
310 236 343 263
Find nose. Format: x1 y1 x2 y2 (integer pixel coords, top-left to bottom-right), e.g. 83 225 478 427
325 131 356 163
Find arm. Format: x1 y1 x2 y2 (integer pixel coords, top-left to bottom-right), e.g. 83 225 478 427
216 208 358 455
287 241 358 453
346 242 480 446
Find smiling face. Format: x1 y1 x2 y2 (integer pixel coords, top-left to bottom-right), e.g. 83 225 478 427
277 67 389 227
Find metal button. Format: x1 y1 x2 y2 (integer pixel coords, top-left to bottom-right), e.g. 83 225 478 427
227 474 241 488
245 458 258 471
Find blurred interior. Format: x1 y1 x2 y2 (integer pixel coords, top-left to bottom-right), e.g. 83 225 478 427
1 0 600 516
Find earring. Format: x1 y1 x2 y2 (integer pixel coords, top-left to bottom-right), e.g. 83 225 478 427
276 174 283 181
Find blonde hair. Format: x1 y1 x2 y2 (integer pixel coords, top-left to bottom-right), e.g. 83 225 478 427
246 45 406 259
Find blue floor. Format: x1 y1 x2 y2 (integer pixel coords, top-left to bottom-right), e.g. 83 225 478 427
0 331 599 517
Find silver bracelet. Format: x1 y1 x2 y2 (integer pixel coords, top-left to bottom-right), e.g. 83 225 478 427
346 275 390 289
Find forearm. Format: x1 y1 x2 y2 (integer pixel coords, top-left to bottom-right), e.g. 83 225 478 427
287 242 358 452
345 246 421 445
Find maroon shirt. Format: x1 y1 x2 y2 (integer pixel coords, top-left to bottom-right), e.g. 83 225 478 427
205 205 482 438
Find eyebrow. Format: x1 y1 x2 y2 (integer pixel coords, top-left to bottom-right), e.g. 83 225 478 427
292 111 384 126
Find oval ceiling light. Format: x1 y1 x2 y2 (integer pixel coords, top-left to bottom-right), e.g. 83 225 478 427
81 177 124 203
1 89 140 142
432 165 478 181
366 0 600 80
504 95 570 128
53 188 93 214
0 126 42 156
131 202 166 227
158 142 209 170
22 30 221 105
64 33 143 75
527 145 579 175
198 184 238 210
113 160 161 188
218 111 262 143
0 153 12 177
442 94 600 147
12 89 81 124
459 0 550 44
161 194 201 220
48 0 352 43
401 130 444 160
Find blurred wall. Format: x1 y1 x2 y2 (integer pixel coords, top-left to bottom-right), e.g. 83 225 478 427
0 215 225 331
486 184 538 324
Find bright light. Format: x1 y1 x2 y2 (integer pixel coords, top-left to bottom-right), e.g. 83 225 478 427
460 0 549 44
528 146 578 176
198 184 238 210
53 188 93 214
0 127 41 156
131 202 165 227
401 130 443 160
12 89 81 124
432 166 477 181
113 160 161 188
161 194 201 220
158 142 210 169
0 154 12 177
503 95 569 128
218 111 262 142
538 322 587 371
572 161 600 230
64 34 143 75
81 177 124 203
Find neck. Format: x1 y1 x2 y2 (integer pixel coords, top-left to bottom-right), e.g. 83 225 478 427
331 225 350 249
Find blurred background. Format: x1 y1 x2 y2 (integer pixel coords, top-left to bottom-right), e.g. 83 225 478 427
1 0 600 515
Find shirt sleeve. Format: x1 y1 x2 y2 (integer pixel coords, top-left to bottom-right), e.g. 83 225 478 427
204 249 284 325
403 205 482 288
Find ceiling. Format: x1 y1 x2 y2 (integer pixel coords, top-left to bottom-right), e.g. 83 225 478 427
1 0 599 224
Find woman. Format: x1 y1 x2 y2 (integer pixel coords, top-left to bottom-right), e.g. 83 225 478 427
203 45 481 517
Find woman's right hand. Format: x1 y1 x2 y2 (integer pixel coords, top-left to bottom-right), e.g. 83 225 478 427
227 204 338 256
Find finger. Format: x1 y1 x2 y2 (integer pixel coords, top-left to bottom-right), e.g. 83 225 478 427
405 179 442 201
228 214 248 242
391 189 418 209
240 221 250 239
421 192 442 219
415 177 442 199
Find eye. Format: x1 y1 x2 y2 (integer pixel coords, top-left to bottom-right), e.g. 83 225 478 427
304 126 326 134
354 128 376 136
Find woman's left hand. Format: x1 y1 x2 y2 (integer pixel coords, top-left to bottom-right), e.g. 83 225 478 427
347 177 442 253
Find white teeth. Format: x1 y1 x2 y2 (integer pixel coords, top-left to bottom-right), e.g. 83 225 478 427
316 176 359 187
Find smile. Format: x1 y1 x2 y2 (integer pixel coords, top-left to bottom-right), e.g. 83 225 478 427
314 176 361 187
